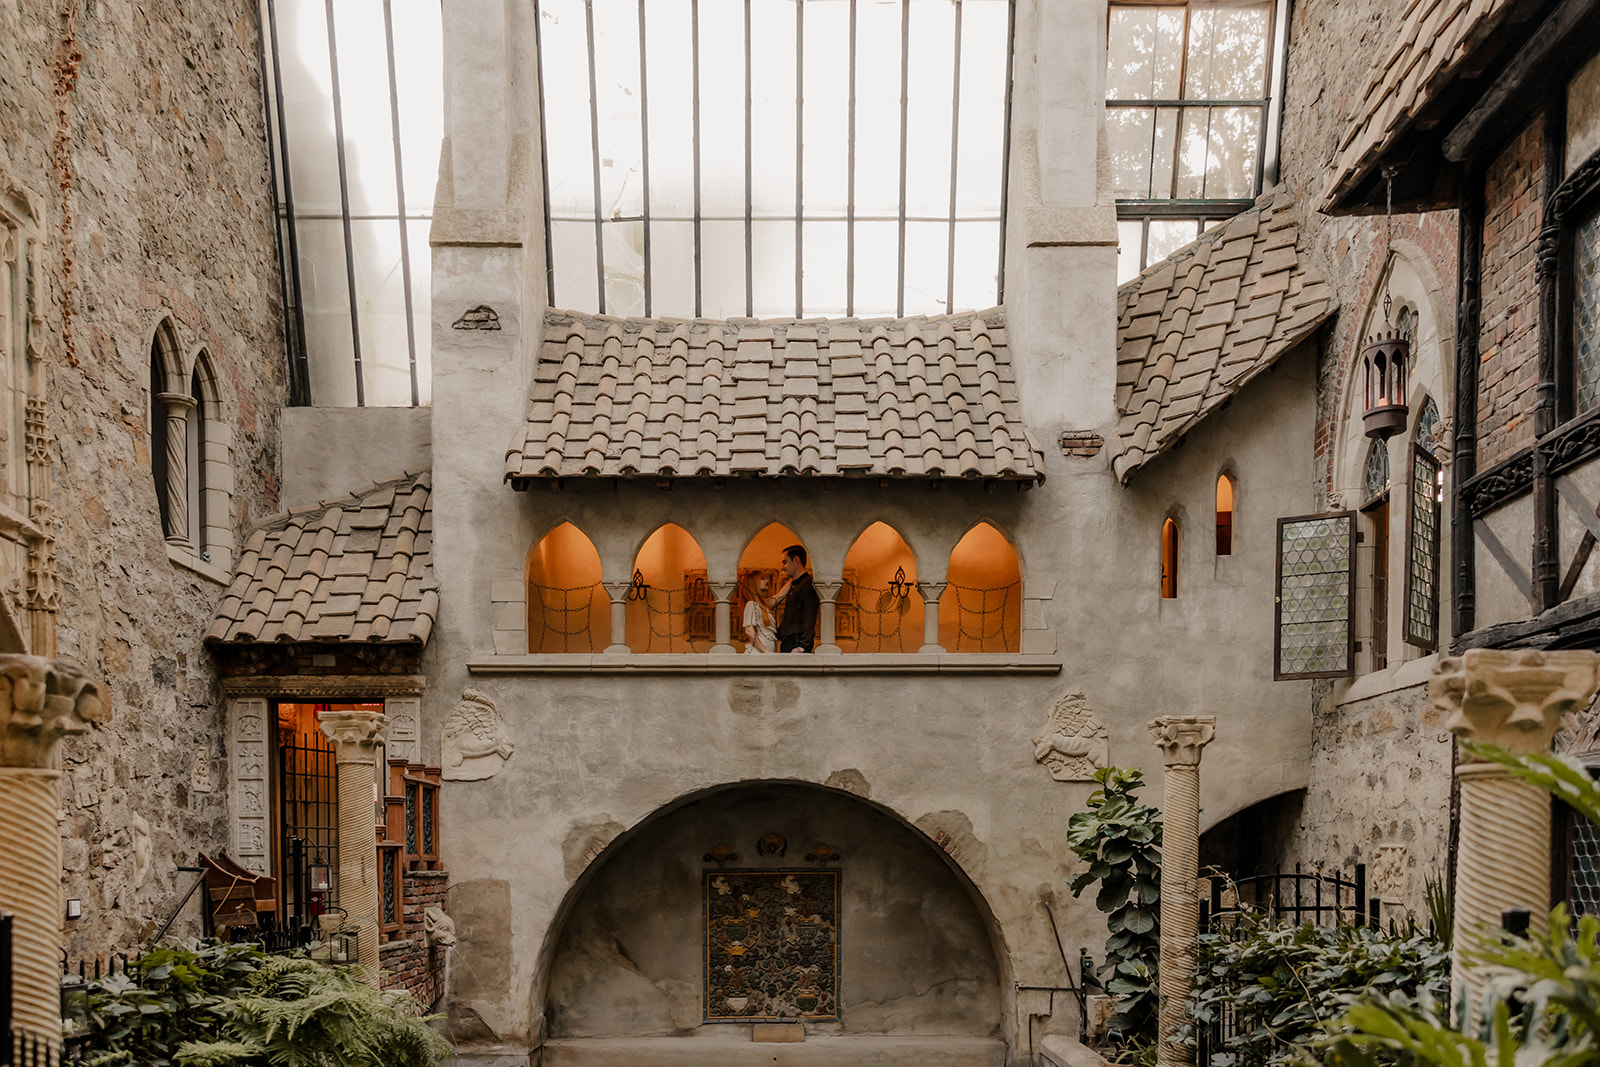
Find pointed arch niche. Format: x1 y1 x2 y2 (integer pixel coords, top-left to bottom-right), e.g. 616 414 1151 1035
627 524 712 653
841 522 922 653
526 522 608 653
942 523 1021 652
735 522 809 651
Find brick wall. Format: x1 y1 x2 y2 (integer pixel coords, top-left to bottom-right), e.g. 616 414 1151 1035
380 870 449 1007
1477 119 1546 468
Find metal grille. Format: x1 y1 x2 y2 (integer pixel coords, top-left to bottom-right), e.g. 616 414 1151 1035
1275 512 1355 679
1571 811 1600 916
279 713 340 917
1405 444 1442 650
422 788 435 855
947 581 1018 652
1580 210 1600 413
535 0 1015 320
405 781 418 855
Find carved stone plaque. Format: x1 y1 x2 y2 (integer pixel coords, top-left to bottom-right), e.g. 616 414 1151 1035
705 870 838 1021
1032 690 1109 781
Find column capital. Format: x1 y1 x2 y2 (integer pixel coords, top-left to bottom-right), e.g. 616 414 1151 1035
1432 649 1598 758
1148 716 1216 767
916 580 947 602
155 391 198 413
318 708 389 763
707 581 737 602
600 580 633 604
0 655 109 769
813 580 842 601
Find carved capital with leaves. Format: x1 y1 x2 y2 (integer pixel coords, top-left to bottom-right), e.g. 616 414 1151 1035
1148 715 1216 767
318 708 389 763
1432 649 1598 757
0 655 108 769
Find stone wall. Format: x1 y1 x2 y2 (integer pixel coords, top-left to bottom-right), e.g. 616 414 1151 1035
1477 119 1545 469
0 0 284 955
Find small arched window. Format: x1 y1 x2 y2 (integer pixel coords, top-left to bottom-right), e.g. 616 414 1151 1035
149 322 183 543
1215 475 1234 555
627 524 712 653
1161 518 1179 598
841 522 921 653
943 522 1022 652
526 522 607 653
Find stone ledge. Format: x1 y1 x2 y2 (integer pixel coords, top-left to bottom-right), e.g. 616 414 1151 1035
467 653 1064 675
1038 1036 1110 1067
166 543 231 585
538 1035 1006 1067
1333 653 1439 706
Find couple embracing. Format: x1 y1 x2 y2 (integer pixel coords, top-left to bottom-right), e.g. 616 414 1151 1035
741 545 820 654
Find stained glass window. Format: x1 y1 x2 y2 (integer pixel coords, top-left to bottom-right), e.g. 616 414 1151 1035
1579 210 1600 413
1363 441 1390 504
1275 512 1355 679
1414 395 1439 454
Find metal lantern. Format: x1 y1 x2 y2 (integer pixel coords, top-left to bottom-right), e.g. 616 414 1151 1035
308 855 332 893
1361 328 1410 440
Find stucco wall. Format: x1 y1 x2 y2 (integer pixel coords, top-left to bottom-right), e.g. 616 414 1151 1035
544 782 1001 1038
281 406 432 509
0 1 284 953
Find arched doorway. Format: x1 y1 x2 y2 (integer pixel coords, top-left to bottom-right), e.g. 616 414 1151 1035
538 781 1006 1061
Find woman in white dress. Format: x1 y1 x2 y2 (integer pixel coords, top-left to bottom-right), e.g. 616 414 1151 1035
742 572 778 653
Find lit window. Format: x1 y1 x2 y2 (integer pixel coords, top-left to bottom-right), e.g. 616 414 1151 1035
841 522 921 654
1215 474 1234 555
526 522 608 653
1160 517 1179 598
627 524 712 653
1107 0 1282 281
944 522 1021 651
738 522 811 650
534 0 1013 319
1361 441 1390 670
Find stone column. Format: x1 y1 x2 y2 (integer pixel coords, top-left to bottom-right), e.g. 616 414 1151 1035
0 657 107 1042
601 580 631 654
155 391 196 546
1431 649 1597 1026
709 581 737 654
318 708 389 980
1149 715 1216 1067
814 580 842 655
917 581 947 654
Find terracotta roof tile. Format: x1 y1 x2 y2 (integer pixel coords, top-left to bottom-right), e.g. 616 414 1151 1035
205 470 436 646
506 309 1045 485
1110 190 1335 485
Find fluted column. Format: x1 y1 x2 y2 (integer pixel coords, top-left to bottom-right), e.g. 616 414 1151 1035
917 581 947 654
709 581 737 654
319 708 389 981
156 392 196 546
1149 716 1215 1067
600 580 631 654
0 657 108 1044
1431 650 1597 1027
814 580 842 655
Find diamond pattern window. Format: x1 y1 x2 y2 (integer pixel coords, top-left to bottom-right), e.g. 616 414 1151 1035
1404 397 1442 651
1109 0 1285 281
1578 208 1600 414
1274 512 1355 679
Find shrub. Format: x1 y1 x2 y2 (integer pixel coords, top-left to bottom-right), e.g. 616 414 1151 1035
1067 766 1164 1047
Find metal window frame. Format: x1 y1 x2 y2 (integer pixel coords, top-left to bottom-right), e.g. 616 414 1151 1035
1274 510 1357 681
1404 442 1443 651
535 0 1014 319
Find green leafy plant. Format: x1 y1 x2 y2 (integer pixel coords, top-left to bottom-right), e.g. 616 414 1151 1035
1067 766 1164 1046
1176 918 1447 1067
1310 741 1600 1067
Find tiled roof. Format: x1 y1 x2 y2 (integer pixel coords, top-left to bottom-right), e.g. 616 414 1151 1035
504 310 1045 485
1321 0 1513 211
1112 190 1334 484
207 470 437 645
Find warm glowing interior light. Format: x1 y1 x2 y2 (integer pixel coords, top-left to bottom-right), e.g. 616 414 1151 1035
841 521 922 653
526 522 607 653
627 524 711 653
942 522 1021 652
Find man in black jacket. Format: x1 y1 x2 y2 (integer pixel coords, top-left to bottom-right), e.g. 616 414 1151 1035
776 545 819 653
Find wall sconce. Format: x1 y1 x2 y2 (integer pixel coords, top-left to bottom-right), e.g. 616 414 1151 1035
887 566 912 601
65 898 82 921
308 856 332 893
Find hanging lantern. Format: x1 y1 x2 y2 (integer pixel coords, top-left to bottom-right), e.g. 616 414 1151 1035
308 855 332 893
1361 327 1410 440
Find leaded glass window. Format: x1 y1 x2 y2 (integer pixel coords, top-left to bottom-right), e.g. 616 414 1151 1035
1362 441 1389 504
1275 512 1355 679
1415 394 1439 454
1404 442 1442 651
1578 209 1600 413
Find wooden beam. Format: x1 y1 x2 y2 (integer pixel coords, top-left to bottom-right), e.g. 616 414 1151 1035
1442 0 1600 161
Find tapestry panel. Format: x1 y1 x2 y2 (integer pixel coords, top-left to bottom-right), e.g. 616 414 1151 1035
704 870 839 1021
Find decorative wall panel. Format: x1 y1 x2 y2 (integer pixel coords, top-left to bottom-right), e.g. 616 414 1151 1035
704 870 839 1021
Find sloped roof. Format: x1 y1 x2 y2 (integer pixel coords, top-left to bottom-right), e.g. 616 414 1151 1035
1321 0 1515 211
207 470 437 645
504 310 1045 486
1112 190 1334 484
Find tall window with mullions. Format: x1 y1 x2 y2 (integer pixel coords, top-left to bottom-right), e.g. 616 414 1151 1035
1107 0 1287 281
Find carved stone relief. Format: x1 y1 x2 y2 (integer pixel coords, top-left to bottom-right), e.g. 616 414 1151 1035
132 815 151 889
1371 844 1406 904
1032 690 1110 781
191 749 213 793
423 905 456 948
0 655 107 769
229 698 270 875
384 697 421 764
441 689 514 781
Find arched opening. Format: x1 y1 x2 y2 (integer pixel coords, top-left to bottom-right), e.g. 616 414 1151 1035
526 522 608 653
1160 518 1179 598
840 521 921 653
1215 475 1234 556
149 321 182 541
942 522 1021 652
188 364 208 554
736 523 811 651
627 523 712 653
541 781 1004 1050
1362 441 1391 670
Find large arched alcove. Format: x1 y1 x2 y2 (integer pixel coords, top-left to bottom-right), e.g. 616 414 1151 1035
539 781 1005 1047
